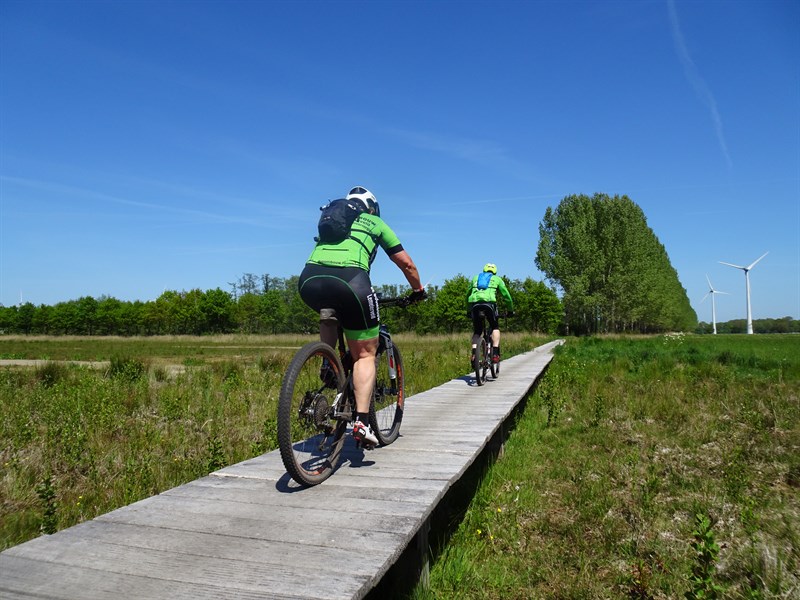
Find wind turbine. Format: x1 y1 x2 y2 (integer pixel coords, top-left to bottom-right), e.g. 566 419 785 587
719 251 768 335
701 275 728 334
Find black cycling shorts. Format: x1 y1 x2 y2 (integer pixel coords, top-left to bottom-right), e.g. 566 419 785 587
298 264 380 340
470 302 499 335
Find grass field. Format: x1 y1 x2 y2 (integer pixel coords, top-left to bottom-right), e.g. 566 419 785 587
411 334 799 599
0 331 546 551
1 333 798 598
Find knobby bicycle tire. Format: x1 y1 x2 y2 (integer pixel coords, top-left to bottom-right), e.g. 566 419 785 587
277 341 348 486
473 335 487 386
488 334 498 379
369 342 404 445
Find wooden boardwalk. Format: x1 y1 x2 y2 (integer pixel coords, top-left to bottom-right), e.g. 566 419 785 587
0 341 562 600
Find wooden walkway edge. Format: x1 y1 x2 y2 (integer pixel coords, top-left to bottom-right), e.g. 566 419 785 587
0 340 563 600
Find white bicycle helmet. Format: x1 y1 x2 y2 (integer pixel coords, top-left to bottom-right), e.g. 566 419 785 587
346 186 380 217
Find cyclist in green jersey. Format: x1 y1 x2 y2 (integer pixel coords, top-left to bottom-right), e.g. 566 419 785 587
299 186 425 448
467 263 514 363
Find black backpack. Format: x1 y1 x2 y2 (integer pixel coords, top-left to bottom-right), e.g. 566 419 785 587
315 198 364 243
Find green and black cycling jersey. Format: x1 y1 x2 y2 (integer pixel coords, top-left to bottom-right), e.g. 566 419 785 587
300 212 406 341
306 212 404 271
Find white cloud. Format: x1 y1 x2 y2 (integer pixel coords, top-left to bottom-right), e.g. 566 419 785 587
667 0 733 170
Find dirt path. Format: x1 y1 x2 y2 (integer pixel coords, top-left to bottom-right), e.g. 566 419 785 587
0 359 108 368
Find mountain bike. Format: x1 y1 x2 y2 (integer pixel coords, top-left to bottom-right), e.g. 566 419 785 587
470 305 512 386
470 304 497 386
277 295 415 487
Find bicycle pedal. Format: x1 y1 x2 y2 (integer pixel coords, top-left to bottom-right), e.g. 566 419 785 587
357 440 377 451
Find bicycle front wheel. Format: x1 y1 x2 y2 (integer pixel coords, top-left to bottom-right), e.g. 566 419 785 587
488 336 498 379
473 336 486 386
369 343 404 445
277 341 347 486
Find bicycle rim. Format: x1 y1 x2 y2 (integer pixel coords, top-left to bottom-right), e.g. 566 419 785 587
277 341 347 486
370 344 404 445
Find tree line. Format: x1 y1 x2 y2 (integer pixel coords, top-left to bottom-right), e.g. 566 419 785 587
0 273 563 337
696 317 800 335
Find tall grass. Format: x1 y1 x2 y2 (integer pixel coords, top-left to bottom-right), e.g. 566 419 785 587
412 334 799 599
0 332 548 550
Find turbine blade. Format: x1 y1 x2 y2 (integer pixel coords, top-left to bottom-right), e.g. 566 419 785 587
701 293 710 303
719 260 745 269
747 251 769 270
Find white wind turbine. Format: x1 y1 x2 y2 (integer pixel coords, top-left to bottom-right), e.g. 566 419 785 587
719 251 768 335
701 275 728 334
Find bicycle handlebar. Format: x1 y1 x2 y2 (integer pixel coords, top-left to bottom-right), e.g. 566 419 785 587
378 296 413 308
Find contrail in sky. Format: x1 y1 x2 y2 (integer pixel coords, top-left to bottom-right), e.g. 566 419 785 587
667 0 733 170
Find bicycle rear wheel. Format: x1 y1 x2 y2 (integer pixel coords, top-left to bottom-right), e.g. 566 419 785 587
369 343 404 445
277 341 347 486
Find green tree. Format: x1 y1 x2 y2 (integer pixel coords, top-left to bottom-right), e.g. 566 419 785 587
236 292 262 333
0 305 17 333
259 289 287 334
95 296 123 335
16 302 36 334
432 275 471 333
201 288 234 333
75 296 98 335
284 276 318 334
510 278 563 334
536 193 696 334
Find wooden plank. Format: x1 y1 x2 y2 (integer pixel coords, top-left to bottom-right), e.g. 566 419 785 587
1 553 347 600
0 342 562 600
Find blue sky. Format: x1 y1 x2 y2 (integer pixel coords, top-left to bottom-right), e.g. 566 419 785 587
1 0 798 324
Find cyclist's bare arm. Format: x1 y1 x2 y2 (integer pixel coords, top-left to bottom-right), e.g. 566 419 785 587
389 250 422 290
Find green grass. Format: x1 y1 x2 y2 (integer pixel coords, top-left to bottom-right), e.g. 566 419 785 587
4 333 797 598
0 331 548 550
411 334 800 599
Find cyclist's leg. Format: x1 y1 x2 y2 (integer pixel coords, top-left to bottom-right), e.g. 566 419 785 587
470 304 483 348
323 269 381 446
482 303 501 360
347 336 379 414
346 334 380 446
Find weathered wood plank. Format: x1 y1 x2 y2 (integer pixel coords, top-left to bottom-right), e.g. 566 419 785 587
0 342 562 600
1 553 344 600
